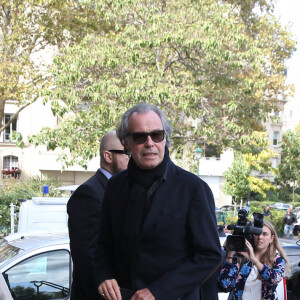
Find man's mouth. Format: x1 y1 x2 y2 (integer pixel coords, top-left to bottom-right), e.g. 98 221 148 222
143 153 156 156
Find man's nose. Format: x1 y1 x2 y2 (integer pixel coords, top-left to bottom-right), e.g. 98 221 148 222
144 135 154 146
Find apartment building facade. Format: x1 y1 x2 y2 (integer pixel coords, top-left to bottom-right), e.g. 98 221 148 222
0 99 97 186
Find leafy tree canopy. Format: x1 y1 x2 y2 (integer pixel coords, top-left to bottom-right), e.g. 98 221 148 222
238 131 277 174
224 152 251 203
275 129 300 205
18 0 296 168
0 0 102 133
224 131 276 203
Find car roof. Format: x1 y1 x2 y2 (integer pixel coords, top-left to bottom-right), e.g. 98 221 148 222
5 231 69 251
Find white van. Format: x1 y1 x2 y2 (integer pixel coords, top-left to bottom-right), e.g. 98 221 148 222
17 197 69 233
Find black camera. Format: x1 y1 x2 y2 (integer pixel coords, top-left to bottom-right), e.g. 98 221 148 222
225 207 263 252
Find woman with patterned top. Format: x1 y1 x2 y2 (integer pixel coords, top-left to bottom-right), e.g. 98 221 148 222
218 220 289 300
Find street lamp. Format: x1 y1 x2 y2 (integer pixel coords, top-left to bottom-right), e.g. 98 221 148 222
195 146 202 176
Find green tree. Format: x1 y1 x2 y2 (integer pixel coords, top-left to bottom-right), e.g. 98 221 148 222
276 130 300 206
224 132 276 204
224 152 251 205
239 131 276 197
0 0 102 134
18 0 295 168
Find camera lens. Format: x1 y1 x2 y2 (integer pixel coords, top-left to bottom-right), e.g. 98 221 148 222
227 235 246 252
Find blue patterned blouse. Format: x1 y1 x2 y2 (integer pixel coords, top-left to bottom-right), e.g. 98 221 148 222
218 254 285 300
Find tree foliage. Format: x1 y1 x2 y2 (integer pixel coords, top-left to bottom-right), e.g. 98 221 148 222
224 152 251 203
0 176 62 235
17 0 296 168
238 131 277 174
275 129 300 205
0 0 102 133
224 131 276 203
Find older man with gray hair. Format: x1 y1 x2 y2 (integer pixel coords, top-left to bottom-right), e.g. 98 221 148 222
96 104 222 300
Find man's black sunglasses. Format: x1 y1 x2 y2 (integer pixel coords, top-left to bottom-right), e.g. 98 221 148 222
108 149 130 156
127 130 165 144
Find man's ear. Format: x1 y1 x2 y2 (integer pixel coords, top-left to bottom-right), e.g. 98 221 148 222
103 151 113 164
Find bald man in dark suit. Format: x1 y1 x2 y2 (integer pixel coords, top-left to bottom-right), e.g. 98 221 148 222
67 131 129 300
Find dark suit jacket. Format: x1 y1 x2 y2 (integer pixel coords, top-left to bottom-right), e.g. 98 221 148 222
96 161 222 300
67 169 108 300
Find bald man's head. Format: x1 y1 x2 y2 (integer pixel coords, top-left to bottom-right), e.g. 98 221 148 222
100 131 123 154
100 131 129 174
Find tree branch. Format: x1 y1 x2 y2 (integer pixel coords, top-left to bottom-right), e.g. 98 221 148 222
0 97 39 134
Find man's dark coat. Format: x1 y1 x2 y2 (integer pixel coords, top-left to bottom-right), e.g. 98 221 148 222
96 161 222 300
67 169 108 300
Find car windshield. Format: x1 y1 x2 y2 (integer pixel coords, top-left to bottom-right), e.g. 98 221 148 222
0 240 22 265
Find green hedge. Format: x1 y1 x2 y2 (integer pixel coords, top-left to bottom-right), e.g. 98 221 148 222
0 176 62 235
251 187 300 207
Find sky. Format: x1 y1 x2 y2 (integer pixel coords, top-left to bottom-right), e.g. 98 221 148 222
274 0 300 85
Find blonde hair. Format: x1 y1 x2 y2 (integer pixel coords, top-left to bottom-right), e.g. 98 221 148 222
257 220 290 275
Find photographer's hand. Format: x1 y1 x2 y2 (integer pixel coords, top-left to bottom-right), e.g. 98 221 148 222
238 240 263 271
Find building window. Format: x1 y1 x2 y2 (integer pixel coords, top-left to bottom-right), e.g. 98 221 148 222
3 155 18 169
273 131 279 146
272 157 278 168
290 110 293 118
3 114 17 142
274 111 279 117
204 144 221 159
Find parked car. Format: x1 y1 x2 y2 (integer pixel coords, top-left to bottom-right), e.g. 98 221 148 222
0 232 299 300
219 205 235 212
279 240 300 300
216 210 228 225
270 202 293 211
0 231 71 300
216 205 236 227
